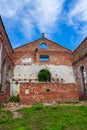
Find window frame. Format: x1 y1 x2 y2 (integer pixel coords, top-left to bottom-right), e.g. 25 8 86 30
39 55 49 61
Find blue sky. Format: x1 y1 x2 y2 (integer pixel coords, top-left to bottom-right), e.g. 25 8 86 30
0 0 87 50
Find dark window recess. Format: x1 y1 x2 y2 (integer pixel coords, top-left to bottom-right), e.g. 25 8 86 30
29 79 31 82
46 88 50 92
39 55 49 61
15 81 18 85
80 66 86 92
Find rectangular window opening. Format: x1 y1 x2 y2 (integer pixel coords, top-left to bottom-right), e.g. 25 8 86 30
39 55 49 61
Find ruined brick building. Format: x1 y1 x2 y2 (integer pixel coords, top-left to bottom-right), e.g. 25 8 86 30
0 16 87 104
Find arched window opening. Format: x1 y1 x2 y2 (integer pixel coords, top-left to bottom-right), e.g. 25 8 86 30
80 66 87 92
38 69 51 82
8 66 11 82
1 60 6 91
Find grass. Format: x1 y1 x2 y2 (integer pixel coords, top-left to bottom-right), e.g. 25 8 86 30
0 104 87 130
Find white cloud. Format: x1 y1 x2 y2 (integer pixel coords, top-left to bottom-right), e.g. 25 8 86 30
20 17 36 40
0 0 31 18
0 0 65 39
68 0 87 36
69 0 87 22
29 0 65 33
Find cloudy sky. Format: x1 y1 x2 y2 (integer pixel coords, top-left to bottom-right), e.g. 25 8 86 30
0 0 87 50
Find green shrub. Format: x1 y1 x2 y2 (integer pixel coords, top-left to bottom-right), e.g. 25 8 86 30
38 69 51 82
10 95 19 103
32 104 43 111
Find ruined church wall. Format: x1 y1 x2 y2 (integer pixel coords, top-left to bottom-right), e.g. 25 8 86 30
0 81 10 104
12 64 76 95
73 56 87 99
0 47 2 83
20 82 79 105
12 38 76 96
0 18 13 93
73 38 87 99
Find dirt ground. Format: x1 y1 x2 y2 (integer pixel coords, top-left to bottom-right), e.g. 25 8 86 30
1 101 87 118
1 102 31 118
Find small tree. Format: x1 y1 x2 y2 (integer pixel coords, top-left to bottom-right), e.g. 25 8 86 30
38 69 51 82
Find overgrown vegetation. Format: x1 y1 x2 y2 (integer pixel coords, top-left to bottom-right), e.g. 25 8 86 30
38 69 51 82
10 95 19 103
0 105 87 130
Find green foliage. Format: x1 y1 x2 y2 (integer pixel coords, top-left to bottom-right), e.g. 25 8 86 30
32 104 43 111
10 95 19 103
1 105 87 129
14 126 32 130
38 69 51 82
0 110 13 125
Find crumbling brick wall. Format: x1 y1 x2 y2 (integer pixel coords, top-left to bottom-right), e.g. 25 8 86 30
0 17 13 93
0 81 10 104
12 37 76 96
13 38 73 66
20 82 79 105
73 38 87 99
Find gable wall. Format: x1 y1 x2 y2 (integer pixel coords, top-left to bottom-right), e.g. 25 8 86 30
12 37 76 96
14 38 72 66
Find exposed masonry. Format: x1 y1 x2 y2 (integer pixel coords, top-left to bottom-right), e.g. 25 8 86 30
20 83 79 105
0 16 87 104
21 57 32 63
12 64 76 95
13 64 75 82
0 49 1 82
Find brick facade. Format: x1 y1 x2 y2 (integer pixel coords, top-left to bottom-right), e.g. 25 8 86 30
0 17 13 104
73 38 87 100
13 38 72 66
0 16 87 104
20 82 79 105
0 81 10 104
0 17 13 91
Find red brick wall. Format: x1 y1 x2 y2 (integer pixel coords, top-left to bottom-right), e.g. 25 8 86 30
73 56 87 99
13 38 72 66
20 82 79 105
0 81 10 104
0 17 13 92
0 18 13 63
73 38 87 64
73 38 87 99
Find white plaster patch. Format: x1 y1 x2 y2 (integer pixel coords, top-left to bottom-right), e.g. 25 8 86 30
13 64 76 83
21 57 32 63
11 81 20 96
12 64 76 95
25 89 29 94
